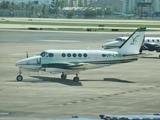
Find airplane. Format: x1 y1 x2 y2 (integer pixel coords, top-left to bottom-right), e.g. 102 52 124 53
99 114 160 120
50 114 160 120
102 36 160 53
15 27 146 82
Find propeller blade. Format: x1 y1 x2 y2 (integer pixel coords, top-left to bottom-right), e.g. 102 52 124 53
26 51 28 58
36 57 42 66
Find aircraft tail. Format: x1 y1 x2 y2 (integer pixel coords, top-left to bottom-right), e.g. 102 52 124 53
116 27 146 55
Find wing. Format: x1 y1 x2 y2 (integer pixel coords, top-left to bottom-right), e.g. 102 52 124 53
41 61 91 70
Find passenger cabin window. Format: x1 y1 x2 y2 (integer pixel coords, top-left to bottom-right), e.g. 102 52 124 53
83 53 87 57
78 53 82 57
61 53 88 58
102 54 106 57
147 40 149 42
73 53 77 57
152 40 154 42
157 40 159 42
62 53 66 57
67 53 71 57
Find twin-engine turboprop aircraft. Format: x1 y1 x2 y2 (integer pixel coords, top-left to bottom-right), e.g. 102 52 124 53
15 27 146 82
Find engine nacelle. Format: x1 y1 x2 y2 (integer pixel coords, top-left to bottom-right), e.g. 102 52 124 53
144 43 159 51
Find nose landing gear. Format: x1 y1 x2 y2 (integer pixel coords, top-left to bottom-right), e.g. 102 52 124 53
16 68 23 81
16 75 23 81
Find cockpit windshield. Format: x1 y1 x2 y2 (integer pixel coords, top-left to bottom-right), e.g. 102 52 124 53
115 38 122 42
115 38 126 42
39 52 54 57
40 52 48 57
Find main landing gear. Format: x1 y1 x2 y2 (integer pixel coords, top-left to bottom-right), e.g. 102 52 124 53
61 73 80 82
73 74 79 82
61 73 67 80
16 68 23 81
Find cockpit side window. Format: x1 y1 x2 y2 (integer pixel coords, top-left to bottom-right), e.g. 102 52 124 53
115 38 120 41
49 53 54 57
115 38 123 42
40 52 51 57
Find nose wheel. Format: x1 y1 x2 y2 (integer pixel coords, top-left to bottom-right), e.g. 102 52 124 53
16 75 23 81
16 67 23 81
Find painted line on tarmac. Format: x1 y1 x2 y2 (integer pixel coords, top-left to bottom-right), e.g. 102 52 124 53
38 40 80 42
58 85 160 107
0 59 16 63
0 112 9 115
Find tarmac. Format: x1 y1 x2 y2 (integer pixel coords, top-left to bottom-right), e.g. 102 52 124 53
0 25 160 120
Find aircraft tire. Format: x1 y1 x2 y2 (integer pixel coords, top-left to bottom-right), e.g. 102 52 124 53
61 74 67 79
16 75 23 81
73 77 79 82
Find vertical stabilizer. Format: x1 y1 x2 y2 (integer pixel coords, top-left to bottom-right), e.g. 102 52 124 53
117 27 146 55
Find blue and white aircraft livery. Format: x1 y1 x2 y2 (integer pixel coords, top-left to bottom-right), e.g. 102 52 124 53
15 28 146 82
102 36 160 52
100 114 160 120
53 114 160 120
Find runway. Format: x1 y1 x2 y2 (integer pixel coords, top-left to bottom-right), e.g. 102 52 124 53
0 30 160 120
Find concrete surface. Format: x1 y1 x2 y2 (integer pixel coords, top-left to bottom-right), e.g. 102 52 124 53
0 30 160 120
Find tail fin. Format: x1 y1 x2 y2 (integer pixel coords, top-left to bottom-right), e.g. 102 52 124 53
116 27 146 55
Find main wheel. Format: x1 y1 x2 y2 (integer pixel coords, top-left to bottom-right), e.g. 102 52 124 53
61 74 67 79
16 75 23 81
73 77 79 82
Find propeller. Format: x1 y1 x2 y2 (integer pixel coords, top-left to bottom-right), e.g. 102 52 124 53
36 57 42 67
26 51 28 58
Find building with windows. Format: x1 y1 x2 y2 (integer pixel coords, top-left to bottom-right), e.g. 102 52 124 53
123 0 160 16
64 0 99 7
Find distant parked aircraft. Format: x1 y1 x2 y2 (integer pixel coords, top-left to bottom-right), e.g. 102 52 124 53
100 114 160 120
102 36 160 55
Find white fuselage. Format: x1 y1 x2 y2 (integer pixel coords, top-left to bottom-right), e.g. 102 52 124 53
16 50 137 75
102 37 160 49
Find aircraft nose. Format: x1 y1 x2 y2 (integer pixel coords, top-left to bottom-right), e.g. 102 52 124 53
103 41 119 47
15 56 41 66
15 59 25 66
